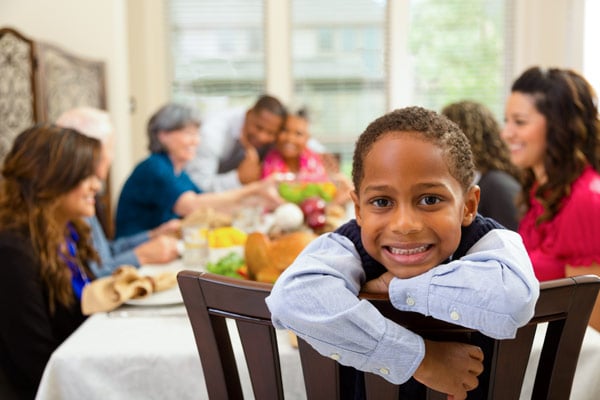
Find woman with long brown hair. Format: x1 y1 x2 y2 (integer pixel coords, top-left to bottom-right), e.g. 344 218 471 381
502 66 600 329
0 124 102 398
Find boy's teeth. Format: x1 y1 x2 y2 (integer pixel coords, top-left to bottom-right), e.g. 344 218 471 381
389 245 428 255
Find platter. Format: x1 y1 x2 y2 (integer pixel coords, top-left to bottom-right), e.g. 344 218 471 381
124 286 183 306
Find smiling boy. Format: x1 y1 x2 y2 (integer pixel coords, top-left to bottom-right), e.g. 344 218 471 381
266 106 539 400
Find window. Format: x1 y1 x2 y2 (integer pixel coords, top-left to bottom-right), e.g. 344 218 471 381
291 0 387 165
168 0 265 115
408 0 512 118
168 0 513 170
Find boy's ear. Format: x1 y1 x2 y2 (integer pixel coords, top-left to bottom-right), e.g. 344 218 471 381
350 190 362 226
462 185 480 226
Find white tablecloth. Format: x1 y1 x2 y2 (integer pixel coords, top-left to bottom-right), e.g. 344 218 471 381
35 261 306 400
36 307 305 400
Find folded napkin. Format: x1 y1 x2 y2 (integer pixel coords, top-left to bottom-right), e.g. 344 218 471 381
81 266 178 315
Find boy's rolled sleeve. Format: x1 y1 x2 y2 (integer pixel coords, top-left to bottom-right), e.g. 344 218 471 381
389 229 540 339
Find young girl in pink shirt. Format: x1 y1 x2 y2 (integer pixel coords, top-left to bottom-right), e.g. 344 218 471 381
261 108 328 182
262 109 353 206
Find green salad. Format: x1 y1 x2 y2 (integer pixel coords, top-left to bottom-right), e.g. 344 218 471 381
206 252 245 279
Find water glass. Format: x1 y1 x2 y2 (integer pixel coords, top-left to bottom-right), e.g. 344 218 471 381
182 224 209 268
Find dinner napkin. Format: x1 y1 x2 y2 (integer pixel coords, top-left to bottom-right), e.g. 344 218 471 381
81 266 178 315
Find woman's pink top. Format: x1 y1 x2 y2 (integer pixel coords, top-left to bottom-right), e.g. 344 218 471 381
261 148 328 182
519 166 600 281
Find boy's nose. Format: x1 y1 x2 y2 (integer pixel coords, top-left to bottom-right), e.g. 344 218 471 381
390 206 422 234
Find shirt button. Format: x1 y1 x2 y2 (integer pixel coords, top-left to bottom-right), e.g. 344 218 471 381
330 353 341 361
406 296 415 306
450 311 460 321
379 367 390 375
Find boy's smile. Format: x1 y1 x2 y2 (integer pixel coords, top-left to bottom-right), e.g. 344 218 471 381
352 132 479 278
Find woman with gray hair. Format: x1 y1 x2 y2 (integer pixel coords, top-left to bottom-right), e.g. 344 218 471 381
115 103 283 238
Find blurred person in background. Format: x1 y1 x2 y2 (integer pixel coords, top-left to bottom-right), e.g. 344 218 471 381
186 94 327 193
186 94 288 192
502 66 600 330
262 107 353 206
115 103 283 238
57 107 180 277
442 100 521 230
261 107 329 181
0 125 101 398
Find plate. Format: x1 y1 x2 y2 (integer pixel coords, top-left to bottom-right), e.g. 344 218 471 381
124 286 183 306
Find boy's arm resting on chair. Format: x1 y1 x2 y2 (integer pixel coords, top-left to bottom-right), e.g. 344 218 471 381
267 233 425 385
388 228 539 339
266 229 539 385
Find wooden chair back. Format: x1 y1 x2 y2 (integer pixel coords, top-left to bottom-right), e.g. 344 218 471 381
177 271 600 399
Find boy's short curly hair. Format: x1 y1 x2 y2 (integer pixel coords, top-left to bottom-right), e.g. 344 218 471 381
352 106 475 193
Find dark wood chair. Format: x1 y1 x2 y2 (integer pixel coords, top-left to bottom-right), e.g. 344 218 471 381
177 271 600 399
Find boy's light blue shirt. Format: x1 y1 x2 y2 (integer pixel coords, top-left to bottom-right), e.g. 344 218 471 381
266 229 539 385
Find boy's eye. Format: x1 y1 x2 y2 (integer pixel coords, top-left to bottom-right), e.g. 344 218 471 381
370 198 391 208
419 196 441 206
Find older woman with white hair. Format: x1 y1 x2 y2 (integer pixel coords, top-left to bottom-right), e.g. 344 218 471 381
115 103 283 238
56 107 180 277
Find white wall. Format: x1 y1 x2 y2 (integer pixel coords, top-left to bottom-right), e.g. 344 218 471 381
0 0 132 205
513 0 585 76
584 0 600 93
127 0 170 165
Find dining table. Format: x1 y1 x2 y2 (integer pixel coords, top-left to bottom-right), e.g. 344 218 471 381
35 259 600 400
35 260 306 400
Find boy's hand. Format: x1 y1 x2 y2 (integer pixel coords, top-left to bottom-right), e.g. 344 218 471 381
413 340 484 400
361 272 393 294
